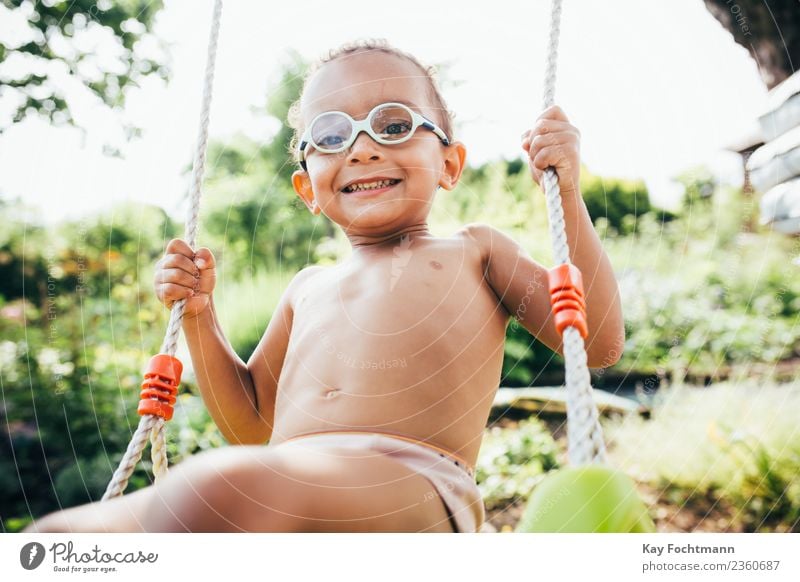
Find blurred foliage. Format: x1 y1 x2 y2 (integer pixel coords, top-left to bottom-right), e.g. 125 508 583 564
200 52 331 275
610 187 800 381
579 166 662 235
0 200 223 530
0 0 168 139
674 164 716 211
214 270 290 362
201 134 329 275
475 418 560 510
606 381 800 532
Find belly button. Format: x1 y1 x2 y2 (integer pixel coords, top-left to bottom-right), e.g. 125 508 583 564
324 388 340 399
429 260 443 270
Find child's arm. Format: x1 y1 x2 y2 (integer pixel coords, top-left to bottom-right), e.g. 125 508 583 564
180 294 276 446
464 108 624 368
156 238 317 444
466 220 624 368
181 267 320 445
155 239 261 443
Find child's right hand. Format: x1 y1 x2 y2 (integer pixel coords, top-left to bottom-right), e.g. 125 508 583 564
154 239 216 318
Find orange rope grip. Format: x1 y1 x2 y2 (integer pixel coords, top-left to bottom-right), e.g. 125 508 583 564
548 263 588 339
138 354 183 421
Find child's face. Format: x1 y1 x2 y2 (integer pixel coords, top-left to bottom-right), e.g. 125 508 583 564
292 51 465 237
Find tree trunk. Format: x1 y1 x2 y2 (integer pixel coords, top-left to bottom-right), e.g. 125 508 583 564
703 0 800 90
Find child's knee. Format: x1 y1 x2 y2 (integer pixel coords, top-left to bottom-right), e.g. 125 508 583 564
23 513 60 533
142 448 304 531
140 457 227 531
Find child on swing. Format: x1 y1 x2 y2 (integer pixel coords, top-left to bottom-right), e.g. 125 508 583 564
27 39 624 533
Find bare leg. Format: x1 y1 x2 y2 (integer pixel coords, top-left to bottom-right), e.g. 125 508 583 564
140 443 455 532
24 485 156 533
24 443 455 533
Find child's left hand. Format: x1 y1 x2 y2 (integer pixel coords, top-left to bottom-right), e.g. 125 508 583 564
521 105 581 197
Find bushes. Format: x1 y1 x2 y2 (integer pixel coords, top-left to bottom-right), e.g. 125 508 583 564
475 418 560 510
580 166 656 235
611 210 800 379
0 204 221 531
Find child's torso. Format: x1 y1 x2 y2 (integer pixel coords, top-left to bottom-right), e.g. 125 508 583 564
269 230 509 467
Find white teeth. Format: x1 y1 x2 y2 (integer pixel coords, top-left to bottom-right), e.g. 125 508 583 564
344 179 398 193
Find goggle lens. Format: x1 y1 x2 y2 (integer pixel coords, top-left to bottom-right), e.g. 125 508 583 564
310 112 352 149
309 104 416 153
370 105 414 142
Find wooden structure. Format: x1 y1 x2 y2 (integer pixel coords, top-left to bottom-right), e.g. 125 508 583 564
743 71 800 234
491 386 648 418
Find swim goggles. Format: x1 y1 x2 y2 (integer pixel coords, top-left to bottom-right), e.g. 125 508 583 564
298 102 450 171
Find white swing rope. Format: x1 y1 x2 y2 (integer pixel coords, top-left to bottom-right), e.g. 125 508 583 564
102 0 224 501
541 0 607 466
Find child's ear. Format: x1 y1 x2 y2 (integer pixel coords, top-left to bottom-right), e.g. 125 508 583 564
439 142 467 191
292 170 320 215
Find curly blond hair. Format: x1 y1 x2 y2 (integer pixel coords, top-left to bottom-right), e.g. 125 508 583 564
286 38 454 167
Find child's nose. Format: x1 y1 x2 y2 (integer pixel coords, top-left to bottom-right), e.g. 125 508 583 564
347 130 384 165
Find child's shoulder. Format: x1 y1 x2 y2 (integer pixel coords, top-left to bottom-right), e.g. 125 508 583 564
288 264 328 288
456 221 495 243
282 265 328 310
455 222 507 264
455 222 538 274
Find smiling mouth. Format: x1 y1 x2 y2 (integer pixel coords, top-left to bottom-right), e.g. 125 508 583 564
342 178 402 194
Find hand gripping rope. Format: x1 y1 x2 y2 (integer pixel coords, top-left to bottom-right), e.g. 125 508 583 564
102 0 224 500
540 0 607 466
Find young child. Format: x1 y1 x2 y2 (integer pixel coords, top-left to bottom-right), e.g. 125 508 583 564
26 39 624 533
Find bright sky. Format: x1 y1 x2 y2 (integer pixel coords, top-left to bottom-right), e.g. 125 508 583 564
0 0 768 223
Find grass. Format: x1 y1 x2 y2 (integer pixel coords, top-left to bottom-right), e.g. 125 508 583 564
213 269 295 359
603 379 800 531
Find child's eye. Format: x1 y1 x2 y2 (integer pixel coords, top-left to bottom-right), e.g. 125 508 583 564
379 121 412 137
318 134 346 147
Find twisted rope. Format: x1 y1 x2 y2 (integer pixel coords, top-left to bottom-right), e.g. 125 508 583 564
162 0 223 358
541 0 607 466
102 0 223 501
